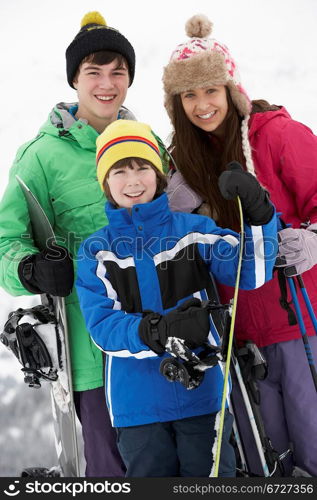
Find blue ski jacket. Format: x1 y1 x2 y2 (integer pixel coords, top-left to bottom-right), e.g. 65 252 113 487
76 193 277 427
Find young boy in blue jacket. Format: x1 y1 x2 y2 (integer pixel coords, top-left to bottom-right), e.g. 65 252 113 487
76 119 277 477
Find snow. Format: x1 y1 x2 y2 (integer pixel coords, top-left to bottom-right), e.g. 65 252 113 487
0 0 316 476
1 387 18 406
7 427 23 440
0 327 32 387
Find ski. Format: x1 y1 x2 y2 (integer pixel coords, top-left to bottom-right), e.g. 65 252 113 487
7 175 79 477
230 341 286 476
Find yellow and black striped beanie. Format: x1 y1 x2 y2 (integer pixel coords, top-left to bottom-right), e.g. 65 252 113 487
96 120 163 189
66 11 135 88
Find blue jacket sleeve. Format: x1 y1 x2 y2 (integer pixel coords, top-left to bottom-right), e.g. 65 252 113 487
76 242 157 358
198 211 278 290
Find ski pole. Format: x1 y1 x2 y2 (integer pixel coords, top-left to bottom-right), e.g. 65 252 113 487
230 350 270 477
206 276 250 477
229 400 249 476
233 342 288 477
296 275 317 334
287 277 317 391
211 197 244 478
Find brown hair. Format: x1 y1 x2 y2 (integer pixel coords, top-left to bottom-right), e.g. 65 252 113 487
170 89 279 229
103 157 167 207
170 88 243 229
73 51 129 84
251 99 280 114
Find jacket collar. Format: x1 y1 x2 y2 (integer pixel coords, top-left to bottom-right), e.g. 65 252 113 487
105 193 171 236
40 103 137 151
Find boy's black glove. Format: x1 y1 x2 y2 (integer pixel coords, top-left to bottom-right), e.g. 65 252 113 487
218 161 274 225
139 298 210 355
18 245 74 297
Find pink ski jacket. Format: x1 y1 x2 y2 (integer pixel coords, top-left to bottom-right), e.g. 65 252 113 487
218 107 317 346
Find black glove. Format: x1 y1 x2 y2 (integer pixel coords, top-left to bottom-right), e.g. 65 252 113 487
139 298 210 355
218 161 274 225
18 245 74 297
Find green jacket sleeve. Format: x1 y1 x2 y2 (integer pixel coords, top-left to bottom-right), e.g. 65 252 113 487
0 140 55 296
151 130 170 174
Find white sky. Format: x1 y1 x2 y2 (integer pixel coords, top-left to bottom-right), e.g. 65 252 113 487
0 0 317 346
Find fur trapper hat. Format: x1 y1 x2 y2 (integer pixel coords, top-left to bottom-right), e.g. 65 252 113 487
162 14 251 121
162 14 255 174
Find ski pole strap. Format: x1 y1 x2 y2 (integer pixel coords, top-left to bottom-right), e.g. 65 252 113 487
277 268 297 326
238 342 268 382
237 346 254 381
211 196 244 478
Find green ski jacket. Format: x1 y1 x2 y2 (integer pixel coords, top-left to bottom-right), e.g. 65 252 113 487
0 102 138 391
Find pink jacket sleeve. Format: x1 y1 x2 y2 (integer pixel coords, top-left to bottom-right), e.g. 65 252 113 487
279 120 317 224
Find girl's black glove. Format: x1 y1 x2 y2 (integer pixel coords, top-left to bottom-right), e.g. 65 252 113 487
139 298 210 355
218 161 274 225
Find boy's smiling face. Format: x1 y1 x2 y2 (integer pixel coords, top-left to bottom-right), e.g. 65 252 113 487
106 160 157 209
73 59 129 133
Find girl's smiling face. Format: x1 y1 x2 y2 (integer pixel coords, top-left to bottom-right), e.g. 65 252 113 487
180 84 228 138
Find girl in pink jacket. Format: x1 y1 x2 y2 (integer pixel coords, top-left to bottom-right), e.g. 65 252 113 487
163 14 317 476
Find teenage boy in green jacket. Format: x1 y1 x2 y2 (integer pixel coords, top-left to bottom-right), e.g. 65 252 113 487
0 11 135 477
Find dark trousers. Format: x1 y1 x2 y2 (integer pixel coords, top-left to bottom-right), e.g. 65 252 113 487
74 387 126 477
117 411 235 477
231 337 317 476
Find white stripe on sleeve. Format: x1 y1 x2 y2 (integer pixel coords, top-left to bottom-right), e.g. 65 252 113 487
96 250 135 269
251 225 266 288
96 255 122 310
154 232 239 266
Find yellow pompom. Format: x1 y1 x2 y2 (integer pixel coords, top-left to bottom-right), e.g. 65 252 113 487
81 11 107 28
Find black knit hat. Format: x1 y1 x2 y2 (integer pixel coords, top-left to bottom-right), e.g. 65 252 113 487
66 11 135 88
